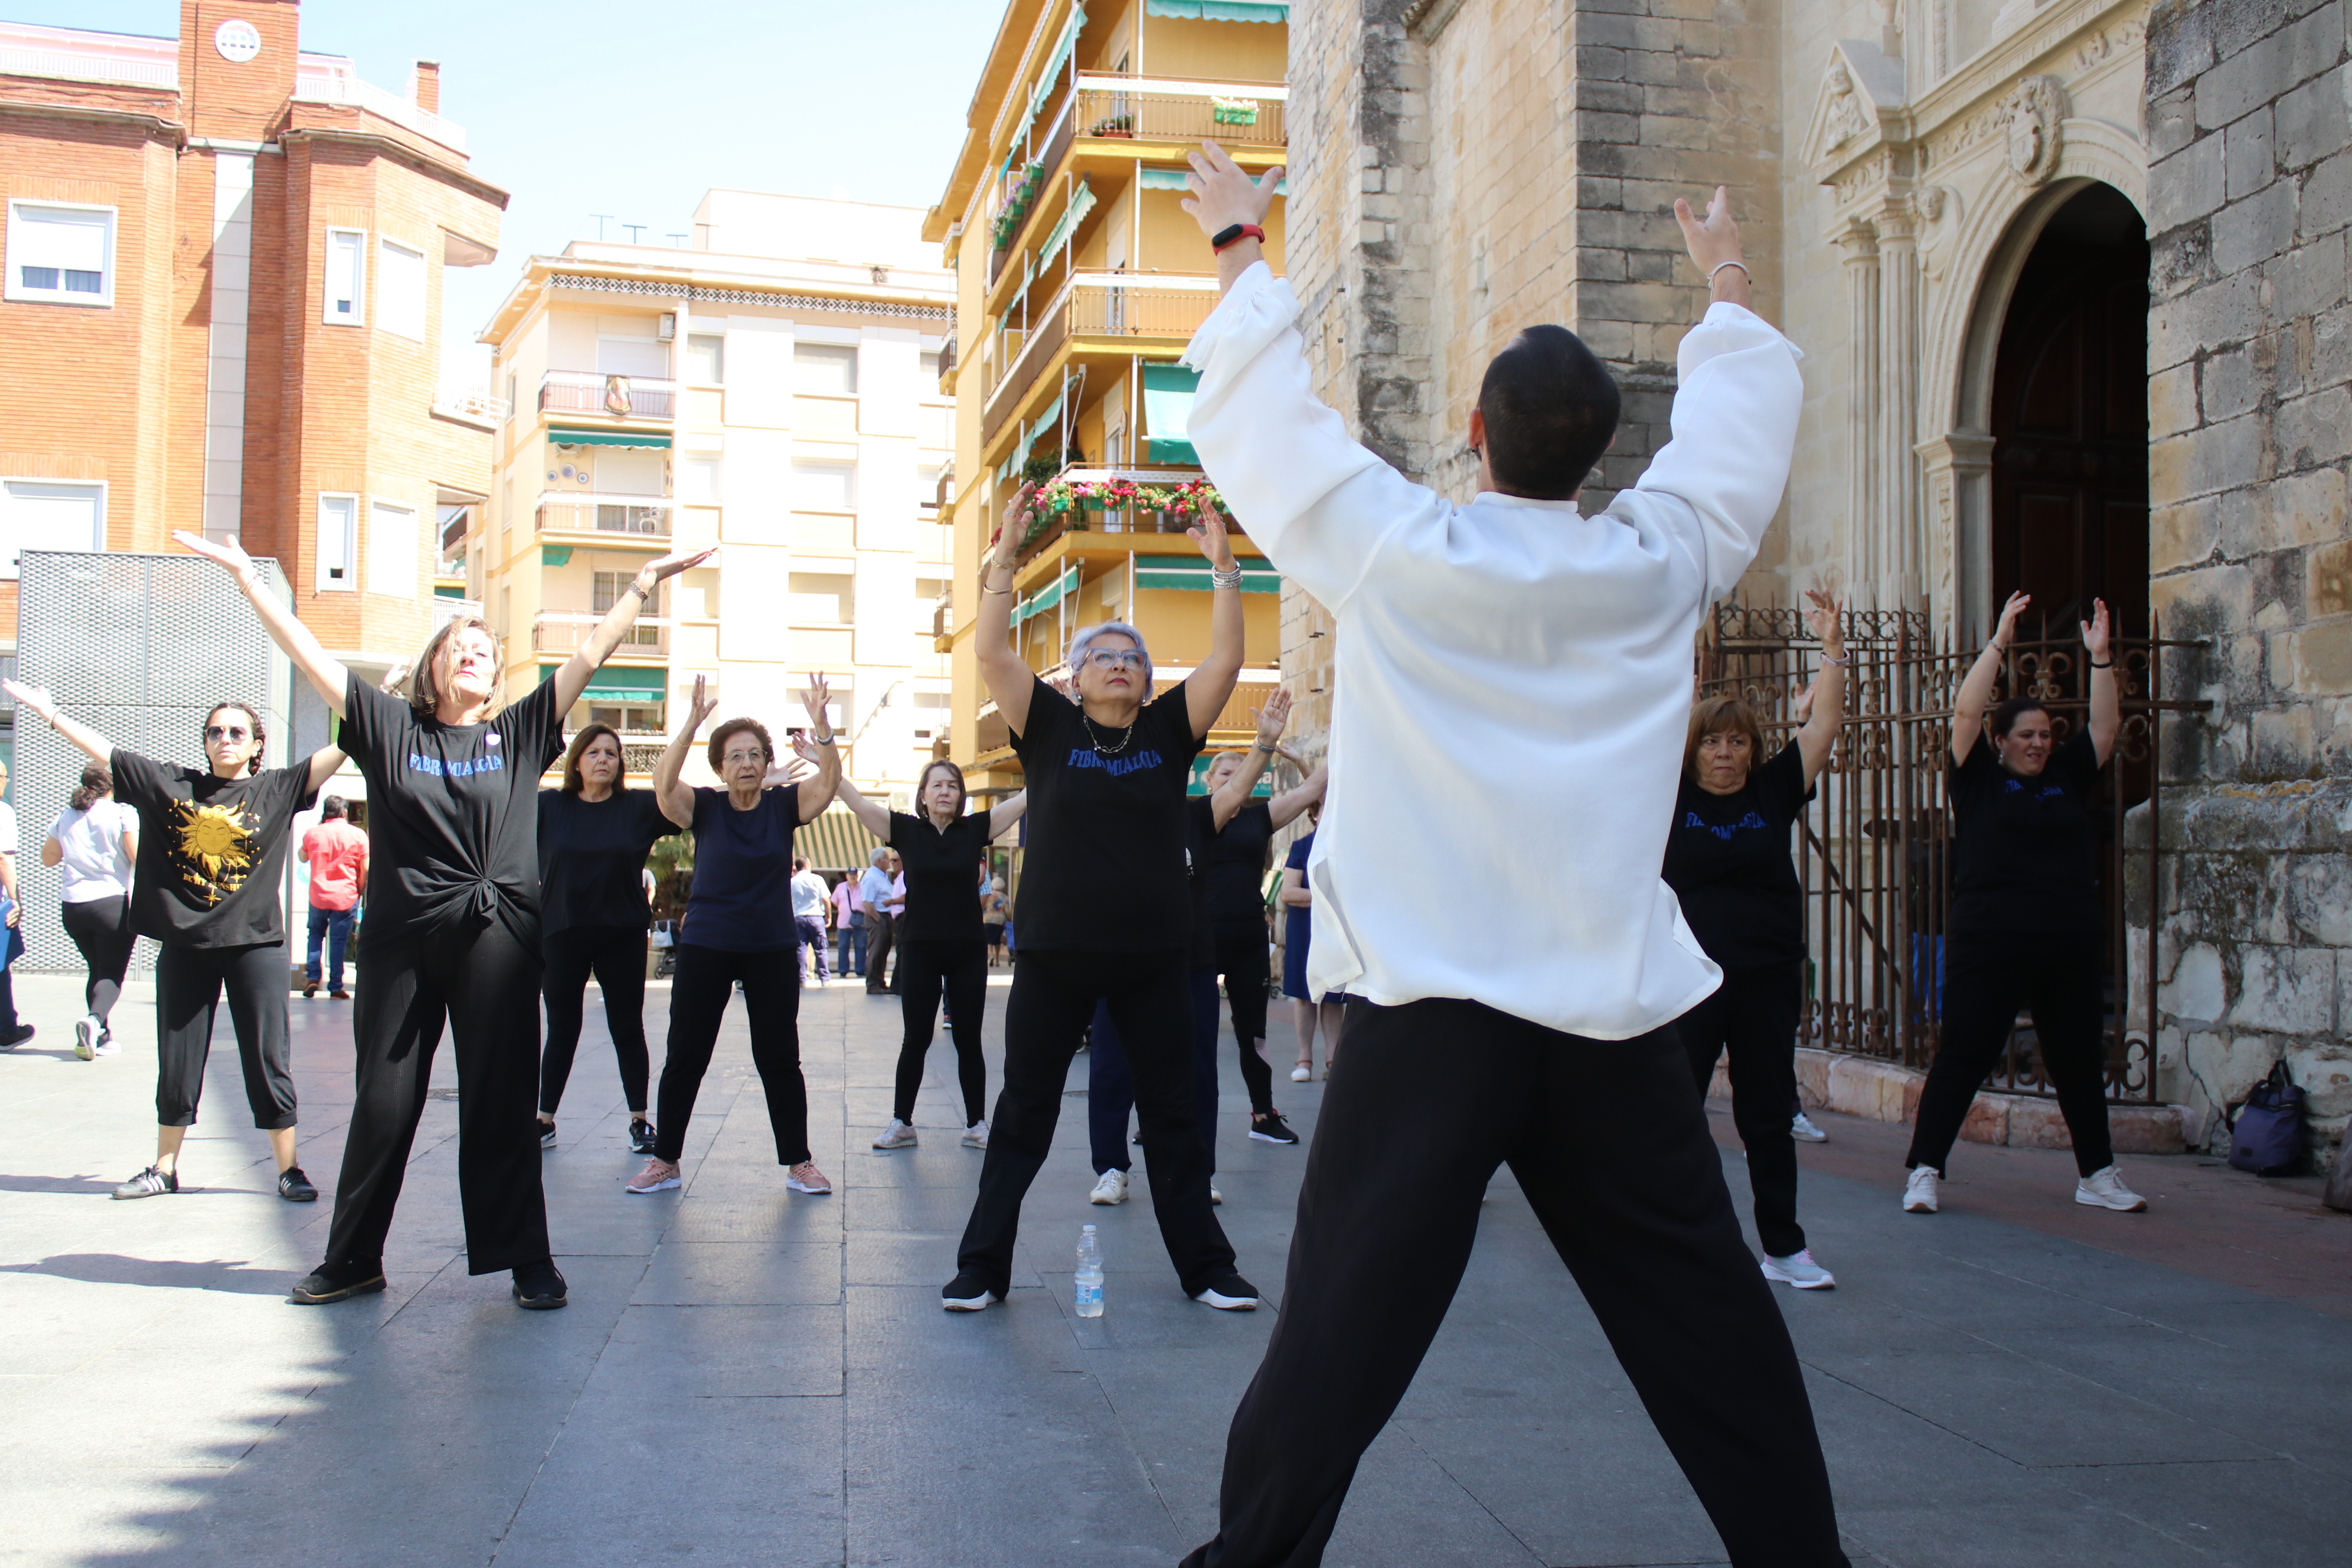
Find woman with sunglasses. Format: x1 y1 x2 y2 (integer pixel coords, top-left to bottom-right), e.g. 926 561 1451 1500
834 763 1025 1153
4 681 345 1204
942 482 1257 1313
174 529 714 1311
625 673 841 1198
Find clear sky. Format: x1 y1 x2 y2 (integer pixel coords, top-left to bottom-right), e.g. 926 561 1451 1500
22 0 1002 382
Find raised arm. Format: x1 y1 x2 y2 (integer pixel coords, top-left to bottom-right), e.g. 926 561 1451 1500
1951 591 2030 766
827 772 891 841
655 674 717 829
2 681 113 765
1207 687 1291 829
1268 760 1327 831
172 531 351 716
791 675 841 825
2081 597 2119 767
986 789 1029 839
304 747 348 796
551 547 716 713
1794 589 1846 787
1184 503 1247 740
976 488 1038 737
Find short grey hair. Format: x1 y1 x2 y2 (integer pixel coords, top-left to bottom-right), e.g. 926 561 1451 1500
869 847 890 868
1067 620 1152 689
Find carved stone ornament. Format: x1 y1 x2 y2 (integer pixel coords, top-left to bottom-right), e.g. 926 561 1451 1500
1824 62 1868 150
2001 76 2068 185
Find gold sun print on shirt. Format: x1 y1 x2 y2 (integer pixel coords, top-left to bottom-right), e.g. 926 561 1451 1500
168 799 258 906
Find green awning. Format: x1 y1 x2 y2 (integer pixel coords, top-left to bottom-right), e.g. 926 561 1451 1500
1025 380 1068 455
541 664 668 703
1146 1 1287 18
1140 167 1286 194
433 584 465 599
1135 555 1279 593
1015 563 1080 625
549 429 672 449
1038 178 1096 267
1188 755 1272 795
541 546 574 567
1142 362 1198 466
796 806 886 873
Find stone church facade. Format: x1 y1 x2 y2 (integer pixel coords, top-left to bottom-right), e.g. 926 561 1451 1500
1271 0 2350 1171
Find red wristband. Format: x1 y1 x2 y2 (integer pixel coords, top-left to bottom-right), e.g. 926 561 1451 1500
1211 223 1266 254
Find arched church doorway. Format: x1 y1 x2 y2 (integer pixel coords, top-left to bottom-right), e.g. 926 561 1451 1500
1988 182 2151 641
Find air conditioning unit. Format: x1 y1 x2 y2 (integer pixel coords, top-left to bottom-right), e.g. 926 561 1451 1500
656 312 676 342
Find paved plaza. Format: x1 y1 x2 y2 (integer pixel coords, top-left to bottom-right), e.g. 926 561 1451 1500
2 966 2348 1567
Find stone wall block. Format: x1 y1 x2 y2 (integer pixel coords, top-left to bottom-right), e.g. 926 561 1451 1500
2288 853 2352 944
2197 32 2290 130
2150 272 2256 372
2275 63 2352 171
2275 466 2348 550
2148 0 2217 96
2162 939 2231 1021
2275 384 2352 470
1576 80 1644 115
2212 179 2301 273
2301 146 2352 239
2223 107 2277 199
2151 495 2220 571
2199 344 2261 420
1574 45 1628 81
1582 110 1643 145
2292 615 2352 691
2150 411 2268 501
2232 944 2338 1031
2268 235 2347 321
2285 1040 2352 1117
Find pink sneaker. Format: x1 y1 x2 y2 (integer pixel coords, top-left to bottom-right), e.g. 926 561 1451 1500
625 1158 680 1195
786 1161 832 1195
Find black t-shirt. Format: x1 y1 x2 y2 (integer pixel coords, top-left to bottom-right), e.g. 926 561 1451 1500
890 809 994 944
1661 740 1809 968
337 674 566 949
681 785 802 952
1202 799 1275 939
110 749 315 948
537 787 672 936
1948 730 2105 935
1008 675 1206 953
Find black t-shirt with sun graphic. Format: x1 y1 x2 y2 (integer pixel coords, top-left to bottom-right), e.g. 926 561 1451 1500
110 749 317 948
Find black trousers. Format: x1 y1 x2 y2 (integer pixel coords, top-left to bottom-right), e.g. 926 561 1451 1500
1183 998 1847 1568
891 937 989 1125
1212 927 1275 1115
956 948 1237 1298
325 919 549 1277
1088 966 1221 1175
154 942 295 1130
653 943 807 1166
1907 929 2113 1178
61 894 135 1025
864 911 898 994
1680 959 1807 1258
539 924 651 1116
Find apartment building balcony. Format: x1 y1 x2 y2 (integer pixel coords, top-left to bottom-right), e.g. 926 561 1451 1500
535 496 674 545
932 589 954 652
531 612 670 658
433 387 511 430
539 370 677 423
979 273 1222 453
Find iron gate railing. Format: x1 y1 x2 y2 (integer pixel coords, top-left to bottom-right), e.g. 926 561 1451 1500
1697 605 2204 1105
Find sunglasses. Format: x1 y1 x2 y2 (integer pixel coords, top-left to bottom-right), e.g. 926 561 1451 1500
205 725 252 741
1080 649 1146 671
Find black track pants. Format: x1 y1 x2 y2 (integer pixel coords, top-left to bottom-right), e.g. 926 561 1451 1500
891 937 989 1125
61 894 135 1025
539 924 651 1116
652 943 807 1166
1213 927 1275 1115
154 941 295 1130
1679 959 1807 1257
1182 997 1848 1568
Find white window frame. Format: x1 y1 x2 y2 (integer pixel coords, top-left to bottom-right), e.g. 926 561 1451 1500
5 200 117 308
684 332 725 386
316 492 358 592
367 496 419 599
322 227 366 325
0 478 107 580
376 236 427 343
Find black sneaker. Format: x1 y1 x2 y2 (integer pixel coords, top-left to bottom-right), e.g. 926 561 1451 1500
538 1119 557 1149
0 1023 35 1050
512 1259 569 1309
113 1164 178 1200
302 982 318 999
290 1260 387 1305
940 1271 1004 1312
1249 1112 1300 1145
1191 1273 1261 1311
628 1118 659 1155
277 1166 319 1202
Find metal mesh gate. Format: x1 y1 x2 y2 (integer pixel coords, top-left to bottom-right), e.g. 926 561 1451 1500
11 551 293 974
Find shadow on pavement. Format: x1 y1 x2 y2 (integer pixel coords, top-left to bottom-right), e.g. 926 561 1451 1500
1 1252 295 1295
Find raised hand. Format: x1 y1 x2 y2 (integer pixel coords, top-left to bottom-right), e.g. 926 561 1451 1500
645 545 717 584
1180 141 1284 241
1673 187 1746 277
1 678 55 724
1803 588 1844 659
1187 502 1238 571
2080 597 2112 662
381 659 412 695
1251 685 1294 746
685 673 718 733
992 485 1037 575
801 672 834 734
1994 590 2031 648
171 529 258 579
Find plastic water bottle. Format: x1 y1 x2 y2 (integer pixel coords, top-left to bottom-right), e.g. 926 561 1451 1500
1075 1224 1105 1318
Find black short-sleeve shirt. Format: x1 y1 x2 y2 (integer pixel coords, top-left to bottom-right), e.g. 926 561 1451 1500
1202 799 1275 939
537 787 674 936
337 674 566 949
681 785 802 952
1948 730 2105 935
110 749 316 948
1661 740 1810 968
890 809 994 944
1008 676 1206 953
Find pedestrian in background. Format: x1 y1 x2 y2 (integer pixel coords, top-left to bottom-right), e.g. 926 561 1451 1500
832 866 865 978
1278 801 1349 1082
982 874 1008 966
298 794 367 999
43 762 138 1059
860 847 897 995
0 757 28 1050
790 856 832 984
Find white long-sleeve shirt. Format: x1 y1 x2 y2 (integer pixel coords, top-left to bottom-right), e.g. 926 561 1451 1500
1181 262 1804 1038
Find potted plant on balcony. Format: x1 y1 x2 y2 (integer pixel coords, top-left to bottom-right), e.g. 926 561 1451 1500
1210 96 1260 126
1088 113 1134 137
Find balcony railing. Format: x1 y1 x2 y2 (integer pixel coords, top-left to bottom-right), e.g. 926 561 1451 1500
1074 76 1288 148
932 590 953 643
540 370 676 421
535 498 675 538
433 387 511 426
981 275 1224 444
532 612 669 656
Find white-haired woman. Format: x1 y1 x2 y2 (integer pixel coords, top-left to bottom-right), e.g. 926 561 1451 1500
174 529 713 1311
942 482 1257 1312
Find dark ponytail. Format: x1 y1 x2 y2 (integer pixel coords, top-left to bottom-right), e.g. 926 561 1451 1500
69 763 110 814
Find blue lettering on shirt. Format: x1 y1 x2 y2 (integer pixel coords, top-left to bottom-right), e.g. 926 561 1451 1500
2001 778 2067 799
1066 746 1165 778
407 752 505 778
1686 809 1770 840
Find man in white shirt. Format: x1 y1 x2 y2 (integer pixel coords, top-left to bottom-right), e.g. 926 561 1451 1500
858 848 898 995
789 857 831 985
1171 147 1845 1567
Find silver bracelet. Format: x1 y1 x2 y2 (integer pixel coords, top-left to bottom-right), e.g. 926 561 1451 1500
1819 652 1850 667
1210 564 1244 591
1709 260 1749 282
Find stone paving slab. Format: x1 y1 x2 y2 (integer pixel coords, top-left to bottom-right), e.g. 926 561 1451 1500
1 969 2347 1567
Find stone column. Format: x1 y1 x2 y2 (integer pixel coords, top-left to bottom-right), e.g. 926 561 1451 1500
1876 200 1922 611
1913 431 1992 638
1837 220 1881 602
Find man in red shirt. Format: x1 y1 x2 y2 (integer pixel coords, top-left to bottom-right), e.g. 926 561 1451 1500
298 796 368 999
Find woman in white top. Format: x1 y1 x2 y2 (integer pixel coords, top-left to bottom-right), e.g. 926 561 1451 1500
44 762 138 1060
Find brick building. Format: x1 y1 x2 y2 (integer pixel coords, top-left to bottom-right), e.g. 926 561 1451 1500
0 1 504 681
1266 0 2348 1171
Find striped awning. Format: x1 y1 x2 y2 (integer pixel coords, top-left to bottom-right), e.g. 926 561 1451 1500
1135 555 1280 593
796 806 885 873
1016 563 1081 624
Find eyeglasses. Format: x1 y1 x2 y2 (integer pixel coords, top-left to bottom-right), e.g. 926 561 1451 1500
205 725 251 741
1080 649 1146 671
721 749 766 766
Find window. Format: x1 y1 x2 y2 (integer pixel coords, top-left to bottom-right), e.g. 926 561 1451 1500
593 448 665 495
367 499 418 598
6 203 114 306
376 237 426 342
918 463 946 517
597 334 669 378
316 494 357 590
323 228 365 324
920 350 941 381
685 332 724 384
501 477 514 536
911 690 949 743
680 456 723 504
594 570 664 645
793 342 857 396
790 461 855 512
788 571 854 624
504 373 517 422
0 479 104 578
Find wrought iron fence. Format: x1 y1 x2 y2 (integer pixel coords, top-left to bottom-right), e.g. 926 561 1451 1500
1697 605 2203 1105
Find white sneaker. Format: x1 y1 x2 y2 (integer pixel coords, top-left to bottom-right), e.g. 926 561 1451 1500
1903 1166 1940 1213
1289 1063 1311 1082
872 1119 917 1150
1761 1249 1837 1289
2075 1164 2147 1212
1210 1185 1223 1206
1089 1169 1128 1206
93 1030 119 1057
1791 1112 1828 1143
962 1121 989 1149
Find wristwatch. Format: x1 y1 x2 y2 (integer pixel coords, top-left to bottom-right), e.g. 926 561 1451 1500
1211 223 1265 253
